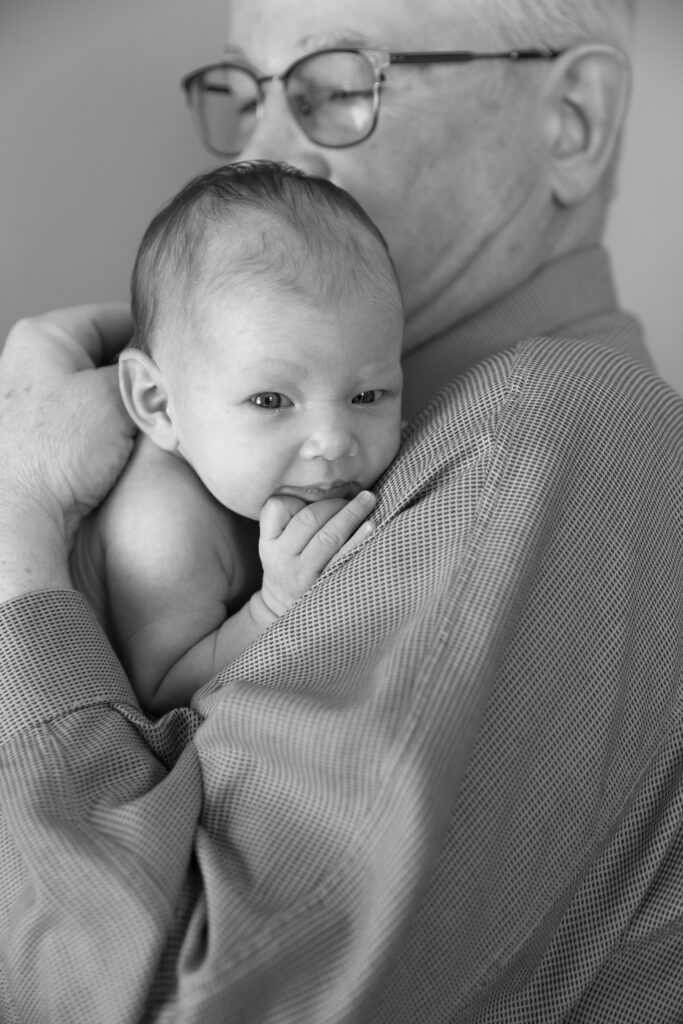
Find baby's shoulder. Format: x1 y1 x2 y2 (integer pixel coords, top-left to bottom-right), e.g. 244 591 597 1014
103 435 210 531
99 435 257 585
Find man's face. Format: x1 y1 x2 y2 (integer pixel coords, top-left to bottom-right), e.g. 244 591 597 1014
225 0 552 346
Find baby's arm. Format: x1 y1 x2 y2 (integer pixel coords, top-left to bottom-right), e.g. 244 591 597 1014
103 448 377 715
101 460 258 714
153 492 378 708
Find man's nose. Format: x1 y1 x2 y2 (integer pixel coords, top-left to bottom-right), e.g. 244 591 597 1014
239 85 332 178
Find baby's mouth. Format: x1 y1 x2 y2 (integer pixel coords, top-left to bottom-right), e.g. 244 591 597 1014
276 481 360 503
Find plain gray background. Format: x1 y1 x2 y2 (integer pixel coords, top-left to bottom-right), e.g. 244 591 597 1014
1 0 681 392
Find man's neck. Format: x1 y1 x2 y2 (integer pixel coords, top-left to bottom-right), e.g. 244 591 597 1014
400 246 626 421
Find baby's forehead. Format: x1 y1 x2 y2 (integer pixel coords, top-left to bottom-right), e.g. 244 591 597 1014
191 266 403 359
187 284 403 378
200 206 397 291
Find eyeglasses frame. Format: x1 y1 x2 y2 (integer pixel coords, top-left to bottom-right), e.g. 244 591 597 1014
181 46 564 156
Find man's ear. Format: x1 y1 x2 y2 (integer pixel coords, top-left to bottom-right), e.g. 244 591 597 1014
118 348 179 451
545 44 632 206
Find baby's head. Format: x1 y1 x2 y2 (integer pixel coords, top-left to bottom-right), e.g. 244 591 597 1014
129 160 403 357
120 161 405 519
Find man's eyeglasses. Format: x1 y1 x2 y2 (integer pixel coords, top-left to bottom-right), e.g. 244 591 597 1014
181 47 562 157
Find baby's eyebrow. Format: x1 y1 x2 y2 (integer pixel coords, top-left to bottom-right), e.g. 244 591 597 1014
235 356 305 379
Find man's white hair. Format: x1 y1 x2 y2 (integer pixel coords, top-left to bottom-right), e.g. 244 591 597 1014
487 0 636 53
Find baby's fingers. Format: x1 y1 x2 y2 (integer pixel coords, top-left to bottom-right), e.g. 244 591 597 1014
260 494 308 542
328 520 377 565
300 490 377 571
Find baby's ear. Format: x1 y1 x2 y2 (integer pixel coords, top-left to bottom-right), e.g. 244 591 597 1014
118 349 179 451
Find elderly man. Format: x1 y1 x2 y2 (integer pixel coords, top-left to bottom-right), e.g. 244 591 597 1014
2 0 683 1021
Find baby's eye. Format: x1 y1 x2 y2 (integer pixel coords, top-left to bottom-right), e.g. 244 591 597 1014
351 390 380 405
249 392 290 410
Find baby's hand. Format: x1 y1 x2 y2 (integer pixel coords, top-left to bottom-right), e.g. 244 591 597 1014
258 491 377 618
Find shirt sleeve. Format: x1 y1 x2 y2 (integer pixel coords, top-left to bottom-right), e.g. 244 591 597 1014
0 593 204 1022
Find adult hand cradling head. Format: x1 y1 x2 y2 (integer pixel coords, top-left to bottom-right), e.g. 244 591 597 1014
0 305 135 599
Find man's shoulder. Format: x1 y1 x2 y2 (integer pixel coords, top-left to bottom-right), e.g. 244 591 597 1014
421 333 682 438
394 334 683 527
511 334 683 450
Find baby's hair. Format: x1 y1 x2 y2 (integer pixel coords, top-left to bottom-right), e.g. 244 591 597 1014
130 160 402 353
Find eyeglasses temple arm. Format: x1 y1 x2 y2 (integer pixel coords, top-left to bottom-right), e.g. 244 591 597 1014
389 49 562 64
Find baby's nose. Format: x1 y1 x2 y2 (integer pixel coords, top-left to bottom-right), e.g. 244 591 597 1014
299 421 358 462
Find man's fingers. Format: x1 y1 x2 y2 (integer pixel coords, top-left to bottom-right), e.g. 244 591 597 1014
3 303 133 373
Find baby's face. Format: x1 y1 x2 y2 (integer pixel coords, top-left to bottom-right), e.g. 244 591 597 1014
161 283 403 520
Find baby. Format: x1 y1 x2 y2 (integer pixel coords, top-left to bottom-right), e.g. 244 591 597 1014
71 161 404 715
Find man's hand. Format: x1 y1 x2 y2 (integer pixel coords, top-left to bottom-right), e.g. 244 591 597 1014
0 304 137 600
257 491 377 618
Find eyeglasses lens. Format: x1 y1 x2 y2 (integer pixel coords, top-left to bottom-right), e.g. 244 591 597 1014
189 66 258 156
189 51 378 155
285 51 377 147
